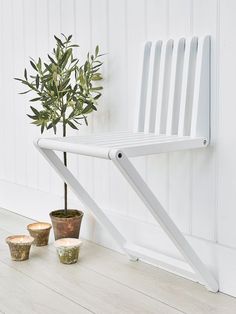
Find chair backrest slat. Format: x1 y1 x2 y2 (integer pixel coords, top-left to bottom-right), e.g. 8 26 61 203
144 41 162 133
166 38 185 135
155 39 173 135
135 36 210 139
136 42 152 132
179 37 198 136
178 38 193 136
191 36 210 138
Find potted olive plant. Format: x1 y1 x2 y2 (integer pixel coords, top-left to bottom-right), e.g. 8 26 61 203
15 34 103 239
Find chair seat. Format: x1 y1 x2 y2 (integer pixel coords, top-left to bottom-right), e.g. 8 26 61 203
37 131 207 159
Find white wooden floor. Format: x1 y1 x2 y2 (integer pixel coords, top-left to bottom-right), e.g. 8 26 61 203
0 209 236 314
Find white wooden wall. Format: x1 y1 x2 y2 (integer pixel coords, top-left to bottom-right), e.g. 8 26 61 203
0 0 236 296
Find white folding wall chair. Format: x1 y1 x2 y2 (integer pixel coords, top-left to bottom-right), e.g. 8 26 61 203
36 36 218 292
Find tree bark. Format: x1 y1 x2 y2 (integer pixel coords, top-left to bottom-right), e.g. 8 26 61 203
63 122 68 216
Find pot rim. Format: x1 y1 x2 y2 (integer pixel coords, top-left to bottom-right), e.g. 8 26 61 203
6 235 34 245
50 209 84 221
54 238 82 248
27 222 52 231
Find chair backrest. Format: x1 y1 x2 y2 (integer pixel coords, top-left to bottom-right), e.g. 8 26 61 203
136 36 210 139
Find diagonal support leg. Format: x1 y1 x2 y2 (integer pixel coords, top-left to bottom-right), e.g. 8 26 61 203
35 144 137 261
109 149 219 292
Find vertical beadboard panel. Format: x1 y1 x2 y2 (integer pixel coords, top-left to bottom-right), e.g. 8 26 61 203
47 0 64 200
74 0 94 199
108 0 128 131
23 0 38 189
191 0 218 240
127 0 148 220
217 0 236 248
12 0 27 186
91 0 110 242
91 0 115 246
1 1 15 183
168 0 192 233
60 0 80 208
35 0 51 193
48 0 61 45
108 0 129 216
74 0 96 239
146 0 169 224
0 0 5 181
91 0 109 135
0 0 2 180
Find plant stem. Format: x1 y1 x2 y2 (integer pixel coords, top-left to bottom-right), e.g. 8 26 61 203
63 120 68 216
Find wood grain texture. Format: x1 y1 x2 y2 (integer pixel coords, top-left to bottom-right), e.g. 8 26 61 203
1 209 236 314
0 260 91 313
0 211 182 314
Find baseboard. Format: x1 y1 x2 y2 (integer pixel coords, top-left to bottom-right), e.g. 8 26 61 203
0 180 236 296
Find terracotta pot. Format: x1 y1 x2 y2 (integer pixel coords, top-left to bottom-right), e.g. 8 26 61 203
55 238 82 264
27 222 52 246
50 209 84 240
6 235 34 261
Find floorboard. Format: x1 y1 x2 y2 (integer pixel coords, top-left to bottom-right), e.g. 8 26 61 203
1 208 236 313
0 210 181 314
0 251 91 314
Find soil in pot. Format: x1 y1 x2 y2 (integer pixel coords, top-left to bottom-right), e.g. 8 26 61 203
50 209 83 240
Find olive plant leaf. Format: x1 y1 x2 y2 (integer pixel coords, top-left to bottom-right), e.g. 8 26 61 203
15 34 104 216
15 34 104 136
30 61 37 71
